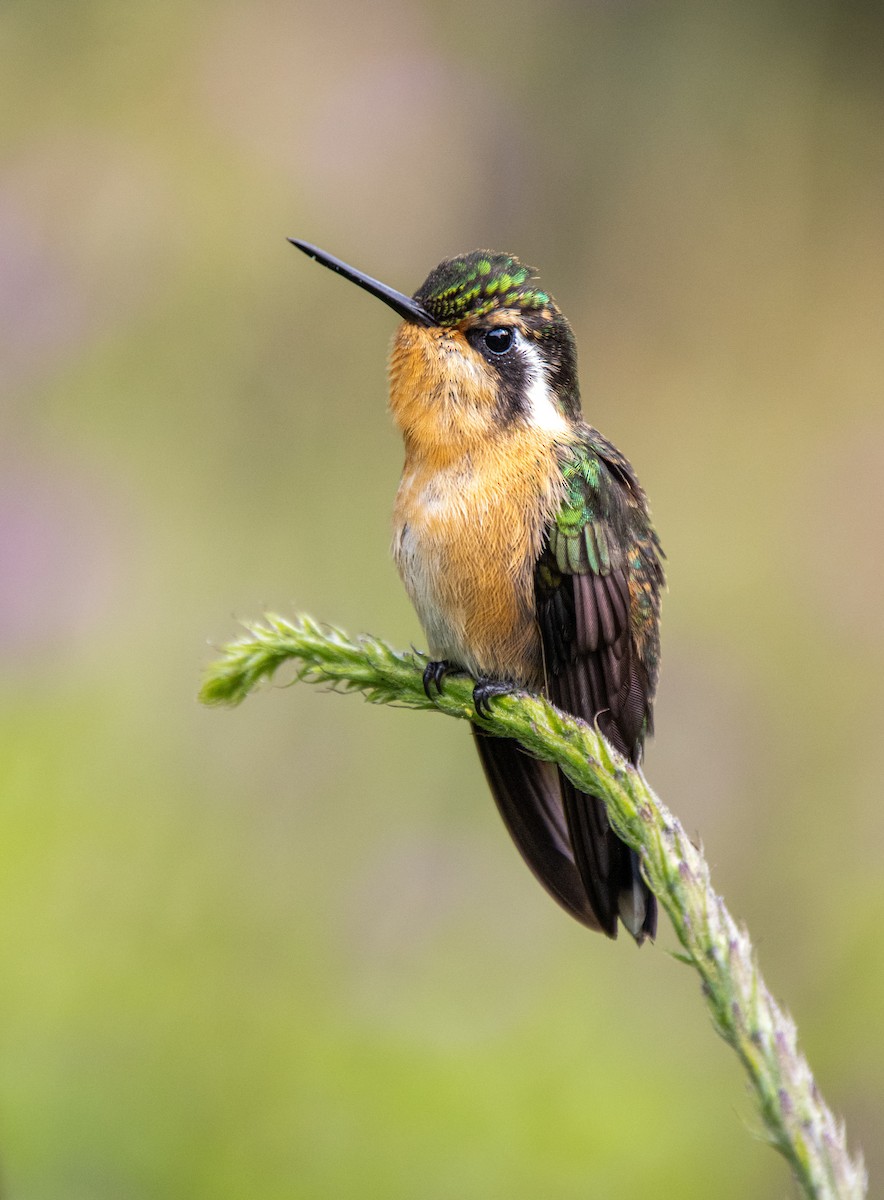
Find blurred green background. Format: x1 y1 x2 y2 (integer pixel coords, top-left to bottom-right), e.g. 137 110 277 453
2 1 882 1195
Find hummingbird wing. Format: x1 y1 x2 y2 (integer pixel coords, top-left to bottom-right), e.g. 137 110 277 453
535 433 665 939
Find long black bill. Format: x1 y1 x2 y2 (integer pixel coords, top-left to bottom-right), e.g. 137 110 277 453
289 239 434 326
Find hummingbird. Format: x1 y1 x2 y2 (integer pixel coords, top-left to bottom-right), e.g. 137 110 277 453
290 239 665 942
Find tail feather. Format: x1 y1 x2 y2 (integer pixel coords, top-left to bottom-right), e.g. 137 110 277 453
472 729 601 930
473 728 656 941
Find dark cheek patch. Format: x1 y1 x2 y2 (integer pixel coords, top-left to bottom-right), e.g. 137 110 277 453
494 352 531 425
464 327 532 426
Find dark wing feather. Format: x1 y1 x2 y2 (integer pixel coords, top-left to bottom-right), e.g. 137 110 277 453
467 433 664 940
536 434 664 940
540 569 654 938
472 729 602 930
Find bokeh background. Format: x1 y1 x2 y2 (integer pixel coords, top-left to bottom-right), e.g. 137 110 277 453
2 1 883 1196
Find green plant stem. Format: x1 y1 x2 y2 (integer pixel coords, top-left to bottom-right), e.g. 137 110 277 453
201 613 867 1200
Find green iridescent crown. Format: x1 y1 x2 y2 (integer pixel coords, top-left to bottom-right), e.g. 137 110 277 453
413 252 554 326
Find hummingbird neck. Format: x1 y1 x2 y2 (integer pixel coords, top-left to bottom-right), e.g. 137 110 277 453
388 324 493 460
388 322 575 470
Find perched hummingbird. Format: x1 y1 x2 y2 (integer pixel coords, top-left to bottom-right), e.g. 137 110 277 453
291 240 665 942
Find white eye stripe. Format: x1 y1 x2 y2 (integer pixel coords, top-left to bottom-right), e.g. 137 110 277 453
519 340 569 435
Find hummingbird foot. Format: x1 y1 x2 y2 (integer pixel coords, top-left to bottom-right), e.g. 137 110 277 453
422 659 458 698
472 677 515 718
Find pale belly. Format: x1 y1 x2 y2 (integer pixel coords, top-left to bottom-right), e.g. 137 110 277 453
391 466 548 686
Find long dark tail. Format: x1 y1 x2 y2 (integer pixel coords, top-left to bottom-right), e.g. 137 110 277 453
472 728 656 941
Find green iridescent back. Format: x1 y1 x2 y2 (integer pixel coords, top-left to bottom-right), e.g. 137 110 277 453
413 252 554 326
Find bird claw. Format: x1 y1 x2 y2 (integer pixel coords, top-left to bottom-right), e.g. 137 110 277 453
423 660 455 698
472 677 513 718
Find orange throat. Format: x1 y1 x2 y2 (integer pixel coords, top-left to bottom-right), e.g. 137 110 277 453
388 322 569 685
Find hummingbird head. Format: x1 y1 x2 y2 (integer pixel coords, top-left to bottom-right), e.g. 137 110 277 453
290 240 581 455
413 251 580 419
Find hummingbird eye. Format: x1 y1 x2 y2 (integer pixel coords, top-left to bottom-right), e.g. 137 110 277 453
483 327 515 355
